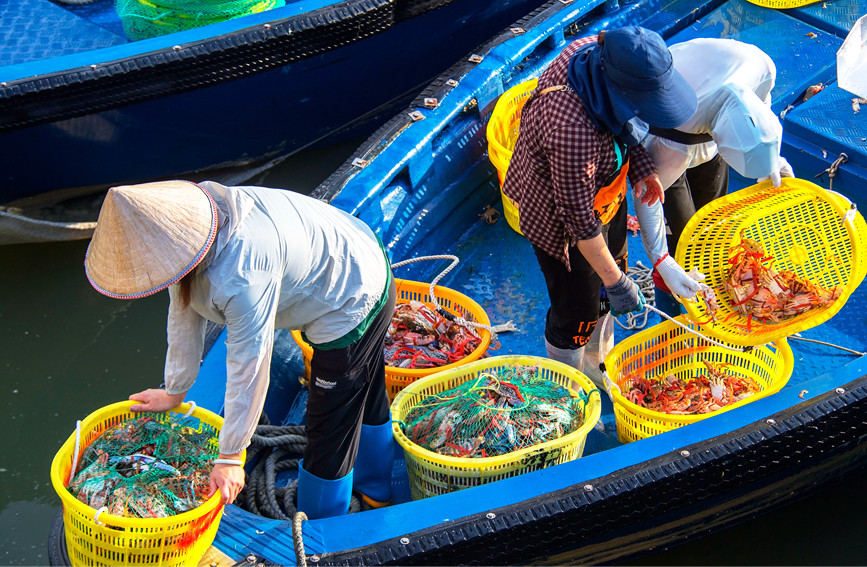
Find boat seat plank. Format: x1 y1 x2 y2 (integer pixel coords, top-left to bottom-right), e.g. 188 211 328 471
0 0 126 68
790 0 866 38
784 84 867 170
668 0 843 115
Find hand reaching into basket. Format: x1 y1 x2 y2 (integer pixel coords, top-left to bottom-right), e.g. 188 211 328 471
654 254 708 300
129 388 185 413
210 455 246 505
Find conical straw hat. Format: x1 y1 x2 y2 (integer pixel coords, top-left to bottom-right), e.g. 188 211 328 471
85 180 218 299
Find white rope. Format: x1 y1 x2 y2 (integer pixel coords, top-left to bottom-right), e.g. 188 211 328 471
182 401 196 418
292 511 308 567
642 304 760 353
68 420 82 485
93 506 108 526
789 334 865 356
391 255 513 339
842 202 858 227
614 261 655 331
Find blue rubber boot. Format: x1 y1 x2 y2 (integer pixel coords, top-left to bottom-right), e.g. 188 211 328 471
297 459 353 520
353 422 394 508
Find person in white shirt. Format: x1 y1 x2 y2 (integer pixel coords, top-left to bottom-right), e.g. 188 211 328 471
84 180 396 520
633 37 794 315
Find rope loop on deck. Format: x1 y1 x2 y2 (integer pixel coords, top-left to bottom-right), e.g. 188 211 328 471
391 255 515 340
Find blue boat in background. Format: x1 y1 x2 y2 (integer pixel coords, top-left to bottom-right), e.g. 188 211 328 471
0 0 547 210
48 0 867 565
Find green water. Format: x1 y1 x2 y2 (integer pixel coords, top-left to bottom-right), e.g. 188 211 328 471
1 238 168 565
2 140 865 565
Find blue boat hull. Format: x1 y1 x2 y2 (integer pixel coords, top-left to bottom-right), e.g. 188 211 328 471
0 0 547 204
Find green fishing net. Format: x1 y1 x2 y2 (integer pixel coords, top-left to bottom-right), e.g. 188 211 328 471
66 414 219 518
116 0 286 41
401 364 593 458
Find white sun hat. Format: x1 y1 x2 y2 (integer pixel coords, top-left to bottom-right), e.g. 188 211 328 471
84 180 218 299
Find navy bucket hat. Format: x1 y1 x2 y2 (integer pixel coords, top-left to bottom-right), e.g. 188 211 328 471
601 26 697 128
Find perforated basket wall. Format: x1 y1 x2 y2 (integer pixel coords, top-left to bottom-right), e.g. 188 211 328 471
675 178 865 346
292 278 492 402
390 355 601 500
604 317 794 443
49 401 239 566
743 0 821 7
485 79 537 235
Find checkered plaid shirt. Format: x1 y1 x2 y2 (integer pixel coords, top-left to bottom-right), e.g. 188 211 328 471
502 36 655 269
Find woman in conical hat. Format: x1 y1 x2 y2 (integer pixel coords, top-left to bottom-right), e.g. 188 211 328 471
86 179 397 519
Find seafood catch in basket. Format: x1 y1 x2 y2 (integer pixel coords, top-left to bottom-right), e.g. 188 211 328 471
400 363 590 458
624 361 762 415
65 414 219 519
703 232 842 329
384 300 485 369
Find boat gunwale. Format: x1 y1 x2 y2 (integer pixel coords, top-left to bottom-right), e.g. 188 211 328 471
313 0 730 206
302 369 867 565
0 0 495 131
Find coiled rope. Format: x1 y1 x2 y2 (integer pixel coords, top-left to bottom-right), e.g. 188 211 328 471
614 261 656 331
237 416 361 522
391 255 517 339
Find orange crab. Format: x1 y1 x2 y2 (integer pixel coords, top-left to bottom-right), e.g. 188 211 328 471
699 232 841 330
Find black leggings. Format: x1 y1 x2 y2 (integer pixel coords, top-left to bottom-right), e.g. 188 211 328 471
533 203 627 350
663 153 729 255
303 276 396 480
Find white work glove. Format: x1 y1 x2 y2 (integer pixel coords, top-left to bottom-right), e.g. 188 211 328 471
655 255 705 300
780 156 794 178
764 157 794 188
769 170 782 188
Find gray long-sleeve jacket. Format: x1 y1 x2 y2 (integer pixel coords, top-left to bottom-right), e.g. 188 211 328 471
163 181 388 454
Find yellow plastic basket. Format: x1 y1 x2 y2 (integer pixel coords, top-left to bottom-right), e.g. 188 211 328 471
390 355 602 500
49 401 241 567
604 317 794 444
826 189 867 285
292 278 492 402
743 0 821 7
675 178 865 346
486 79 538 235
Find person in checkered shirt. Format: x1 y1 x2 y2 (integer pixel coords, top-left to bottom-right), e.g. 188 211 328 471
503 26 702 385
